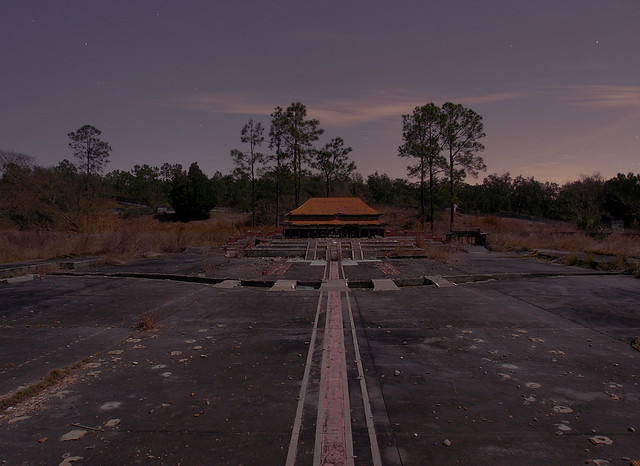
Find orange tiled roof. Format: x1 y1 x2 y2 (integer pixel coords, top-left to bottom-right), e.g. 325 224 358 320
284 219 384 226
288 197 379 216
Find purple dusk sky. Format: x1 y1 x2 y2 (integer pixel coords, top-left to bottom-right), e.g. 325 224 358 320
1 1 638 184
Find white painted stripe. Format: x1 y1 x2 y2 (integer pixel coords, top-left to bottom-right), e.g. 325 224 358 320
340 293 355 464
285 291 325 466
313 292 330 464
304 241 311 261
345 293 383 465
341 259 382 465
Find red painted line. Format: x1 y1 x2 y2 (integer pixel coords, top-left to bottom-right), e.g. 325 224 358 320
315 259 353 465
285 287 324 466
320 290 347 464
329 260 339 280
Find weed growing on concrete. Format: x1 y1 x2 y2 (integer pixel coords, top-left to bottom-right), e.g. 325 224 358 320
134 312 156 333
562 254 598 269
598 255 630 272
0 357 93 417
421 243 455 264
563 254 580 267
631 337 640 352
583 254 598 269
201 260 214 273
390 241 412 256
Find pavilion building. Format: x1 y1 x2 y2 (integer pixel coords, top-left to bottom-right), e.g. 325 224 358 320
282 197 385 238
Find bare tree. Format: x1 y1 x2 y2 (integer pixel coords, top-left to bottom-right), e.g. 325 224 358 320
231 119 265 226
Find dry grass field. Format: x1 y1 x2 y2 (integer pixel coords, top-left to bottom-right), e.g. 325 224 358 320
0 211 249 264
462 215 640 258
1 207 638 276
377 206 640 273
457 214 640 275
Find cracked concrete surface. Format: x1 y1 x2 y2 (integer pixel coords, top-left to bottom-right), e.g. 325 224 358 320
1 246 639 464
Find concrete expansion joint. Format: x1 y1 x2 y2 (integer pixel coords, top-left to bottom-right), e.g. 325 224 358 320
38 271 452 292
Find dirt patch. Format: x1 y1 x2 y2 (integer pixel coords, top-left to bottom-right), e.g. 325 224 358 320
376 262 400 275
262 262 292 276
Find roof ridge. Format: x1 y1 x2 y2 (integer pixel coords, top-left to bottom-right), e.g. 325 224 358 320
288 197 380 216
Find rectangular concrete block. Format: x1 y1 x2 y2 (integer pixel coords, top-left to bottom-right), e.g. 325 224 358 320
425 275 455 287
270 280 297 291
213 280 240 289
319 280 349 291
372 279 399 291
2 274 36 284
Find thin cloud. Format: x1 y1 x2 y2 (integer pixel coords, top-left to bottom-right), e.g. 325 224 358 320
571 85 640 108
173 89 527 128
174 91 416 127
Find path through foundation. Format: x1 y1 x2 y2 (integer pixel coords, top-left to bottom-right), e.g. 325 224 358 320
286 242 381 465
314 260 352 464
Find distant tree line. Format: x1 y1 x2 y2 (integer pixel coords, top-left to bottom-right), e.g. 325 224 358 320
1 115 639 233
458 172 640 231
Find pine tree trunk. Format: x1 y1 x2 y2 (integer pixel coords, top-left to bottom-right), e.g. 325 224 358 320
429 168 435 232
449 156 454 231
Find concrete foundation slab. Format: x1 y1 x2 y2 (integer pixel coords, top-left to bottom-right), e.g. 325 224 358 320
2 244 639 465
